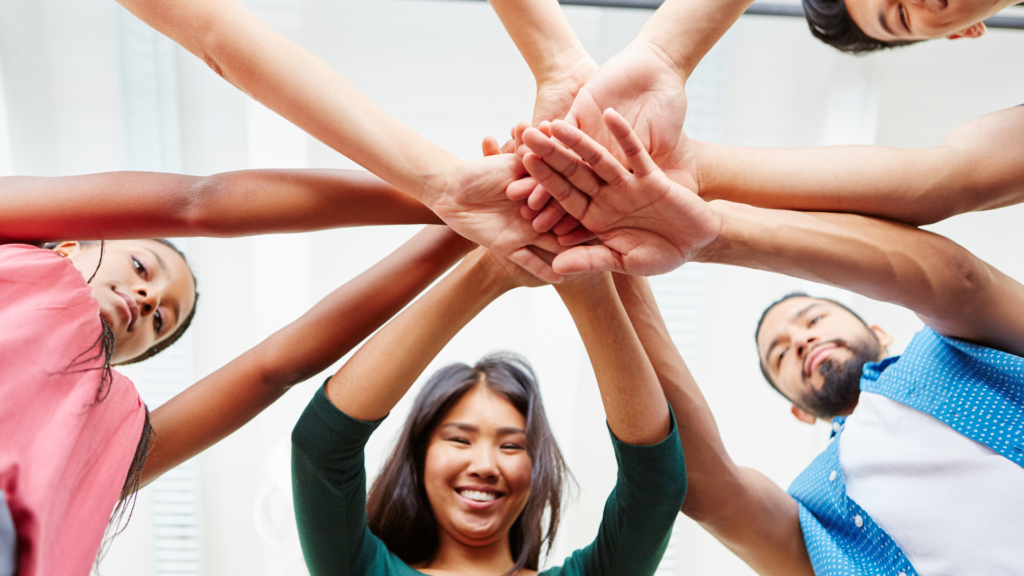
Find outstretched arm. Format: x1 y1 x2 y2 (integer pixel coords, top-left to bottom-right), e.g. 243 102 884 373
523 108 1024 357
487 0 596 125
612 274 812 576
141 225 472 485
116 0 562 281
695 105 1024 226
556 273 670 445
325 247 542 422
0 169 438 244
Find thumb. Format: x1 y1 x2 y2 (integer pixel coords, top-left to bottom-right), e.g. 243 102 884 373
552 245 625 275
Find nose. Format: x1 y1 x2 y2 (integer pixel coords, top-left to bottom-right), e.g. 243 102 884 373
133 285 159 316
466 446 500 480
789 326 818 361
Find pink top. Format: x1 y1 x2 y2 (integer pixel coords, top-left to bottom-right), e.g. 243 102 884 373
0 244 145 576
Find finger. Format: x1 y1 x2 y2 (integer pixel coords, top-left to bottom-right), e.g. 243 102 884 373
522 153 591 221
552 245 625 275
500 138 516 155
558 227 597 246
552 214 581 236
531 232 566 255
538 121 553 138
522 127 603 198
481 135 501 157
508 246 564 283
514 121 530 156
521 203 541 220
533 202 566 233
527 185 552 212
507 177 539 201
603 108 658 178
549 120 632 187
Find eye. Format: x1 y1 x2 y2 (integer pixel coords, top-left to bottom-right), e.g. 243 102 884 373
777 348 788 368
446 437 470 446
898 4 909 31
501 443 525 451
131 256 148 277
154 310 165 336
809 315 822 326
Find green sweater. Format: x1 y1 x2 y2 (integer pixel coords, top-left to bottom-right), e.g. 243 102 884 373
292 385 687 576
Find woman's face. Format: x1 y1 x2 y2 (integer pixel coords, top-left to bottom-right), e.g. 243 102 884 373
57 240 196 364
423 384 533 549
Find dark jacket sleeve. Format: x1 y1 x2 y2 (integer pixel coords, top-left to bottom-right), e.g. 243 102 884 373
291 383 392 576
545 407 687 576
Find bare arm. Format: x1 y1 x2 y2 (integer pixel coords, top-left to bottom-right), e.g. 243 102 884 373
487 0 596 125
141 225 472 485
701 200 1024 356
325 248 541 421
696 106 1024 226
115 0 562 281
556 273 670 445
612 274 811 576
0 169 439 244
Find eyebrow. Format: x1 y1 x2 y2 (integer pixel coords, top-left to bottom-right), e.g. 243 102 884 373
440 422 527 435
144 247 181 328
763 302 824 366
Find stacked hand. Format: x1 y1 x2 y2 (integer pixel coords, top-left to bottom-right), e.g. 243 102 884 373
515 108 721 276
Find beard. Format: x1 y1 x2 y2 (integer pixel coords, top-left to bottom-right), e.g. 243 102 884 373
800 336 882 419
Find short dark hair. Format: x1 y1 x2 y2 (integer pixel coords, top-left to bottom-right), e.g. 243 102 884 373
802 0 921 54
754 292 870 396
366 352 570 574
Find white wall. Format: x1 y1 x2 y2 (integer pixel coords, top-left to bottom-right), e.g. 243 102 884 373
2 1 1023 575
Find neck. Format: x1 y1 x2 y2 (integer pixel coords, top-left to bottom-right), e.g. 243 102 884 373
420 528 516 575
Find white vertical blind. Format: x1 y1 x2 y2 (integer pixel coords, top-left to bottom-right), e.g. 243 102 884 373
0 55 12 177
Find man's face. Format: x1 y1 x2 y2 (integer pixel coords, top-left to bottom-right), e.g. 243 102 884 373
845 0 999 42
757 297 890 421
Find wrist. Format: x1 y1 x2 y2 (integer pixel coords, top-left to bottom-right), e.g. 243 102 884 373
461 249 520 296
533 44 596 87
693 200 739 264
628 37 688 83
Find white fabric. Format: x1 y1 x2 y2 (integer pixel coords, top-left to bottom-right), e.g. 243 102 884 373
840 392 1024 576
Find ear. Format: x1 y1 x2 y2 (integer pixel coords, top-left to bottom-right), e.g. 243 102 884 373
791 404 818 425
947 22 986 40
869 324 894 349
51 241 82 258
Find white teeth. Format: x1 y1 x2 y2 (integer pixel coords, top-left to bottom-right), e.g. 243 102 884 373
460 490 497 502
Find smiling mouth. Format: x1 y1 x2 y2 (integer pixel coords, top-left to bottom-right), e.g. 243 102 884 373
456 489 502 503
804 343 839 377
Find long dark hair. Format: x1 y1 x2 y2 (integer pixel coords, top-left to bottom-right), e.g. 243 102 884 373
367 352 571 573
45 239 197 556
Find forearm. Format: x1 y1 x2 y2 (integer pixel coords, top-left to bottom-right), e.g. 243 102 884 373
488 0 587 84
701 201 1024 355
612 273 813 576
556 274 669 445
634 0 754 79
326 249 512 422
142 226 471 484
0 169 439 243
696 106 1024 226
117 0 459 203
610 275 735 512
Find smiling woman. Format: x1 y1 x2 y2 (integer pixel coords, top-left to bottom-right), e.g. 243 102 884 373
293 248 687 576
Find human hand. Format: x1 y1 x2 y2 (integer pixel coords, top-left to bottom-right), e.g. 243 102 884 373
425 151 565 283
520 108 721 276
468 245 552 291
532 47 598 127
519 42 689 215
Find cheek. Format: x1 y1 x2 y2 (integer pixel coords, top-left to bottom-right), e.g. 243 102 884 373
504 455 533 496
423 444 461 497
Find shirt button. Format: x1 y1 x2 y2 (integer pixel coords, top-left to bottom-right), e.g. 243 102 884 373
854 514 863 528
829 470 837 482
832 421 842 432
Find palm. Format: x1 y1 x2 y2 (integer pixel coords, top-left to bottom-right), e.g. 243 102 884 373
564 42 687 169
532 56 598 126
430 154 562 281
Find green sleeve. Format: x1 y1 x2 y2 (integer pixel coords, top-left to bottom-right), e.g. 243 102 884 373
543 407 687 576
290 383 413 576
